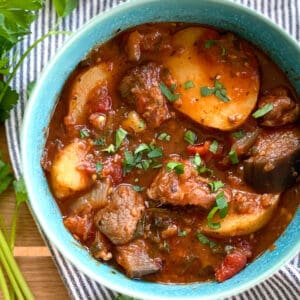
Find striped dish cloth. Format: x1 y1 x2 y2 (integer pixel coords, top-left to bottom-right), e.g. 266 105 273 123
5 0 300 299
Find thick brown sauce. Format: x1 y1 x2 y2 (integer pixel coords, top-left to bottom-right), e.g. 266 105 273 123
43 23 299 283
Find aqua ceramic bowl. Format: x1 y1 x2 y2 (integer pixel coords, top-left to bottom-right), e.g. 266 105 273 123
22 0 300 299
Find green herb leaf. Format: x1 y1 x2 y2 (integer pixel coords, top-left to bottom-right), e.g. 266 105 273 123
252 104 274 118
196 232 216 248
0 82 18 121
13 177 28 207
199 167 214 176
205 40 218 49
216 191 228 218
53 0 78 18
200 79 230 102
184 130 197 145
231 130 245 139
228 149 239 164
134 143 150 154
94 137 106 146
152 163 163 169
79 129 89 138
138 120 145 129
163 240 170 253
102 144 115 154
132 185 145 192
207 206 221 229
178 230 187 237
157 132 171 141
192 153 202 168
115 127 128 149
147 147 163 158
200 86 215 97
159 82 180 102
166 161 184 174
0 151 13 193
95 162 103 174
209 140 219 154
209 180 224 192
26 80 36 98
183 80 195 89
114 295 137 300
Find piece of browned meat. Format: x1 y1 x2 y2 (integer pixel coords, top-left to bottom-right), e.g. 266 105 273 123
119 62 171 128
125 28 171 61
257 87 299 127
116 239 162 278
147 157 231 209
244 127 300 193
95 184 145 245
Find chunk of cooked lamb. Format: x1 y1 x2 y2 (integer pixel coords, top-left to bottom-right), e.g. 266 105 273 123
95 184 145 245
147 157 231 209
119 62 171 128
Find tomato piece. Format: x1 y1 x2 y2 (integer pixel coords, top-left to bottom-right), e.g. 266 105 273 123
187 141 211 156
215 250 247 282
64 214 94 241
102 162 123 184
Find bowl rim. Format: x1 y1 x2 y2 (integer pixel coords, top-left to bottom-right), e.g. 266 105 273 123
21 0 300 299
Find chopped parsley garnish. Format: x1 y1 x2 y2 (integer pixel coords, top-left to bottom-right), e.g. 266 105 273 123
209 180 224 192
134 143 150 154
132 185 145 192
205 40 218 49
231 130 245 139
158 132 171 141
209 140 219 154
221 46 227 56
252 104 274 118
93 137 106 146
199 167 214 176
115 127 128 149
178 230 187 237
228 149 239 164
163 240 170 253
200 79 230 102
159 82 180 102
196 232 216 249
80 129 90 139
192 153 202 168
166 161 185 174
147 147 163 158
138 120 145 129
122 143 163 175
184 80 195 89
95 162 103 174
207 191 229 229
102 144 116 154
184 130 197 145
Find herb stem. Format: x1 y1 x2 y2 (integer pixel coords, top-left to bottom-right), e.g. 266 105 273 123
0 230 34 300
0 265 10 300
0 246 23 300
10 204 20 250
0 30 71 105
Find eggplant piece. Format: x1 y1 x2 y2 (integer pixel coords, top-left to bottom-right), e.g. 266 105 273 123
116 239 161 278
244 128 300 193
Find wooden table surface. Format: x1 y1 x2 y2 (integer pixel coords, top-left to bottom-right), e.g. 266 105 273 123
0 125 69 300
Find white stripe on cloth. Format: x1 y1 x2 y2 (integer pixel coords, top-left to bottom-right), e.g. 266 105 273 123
5 0 300 299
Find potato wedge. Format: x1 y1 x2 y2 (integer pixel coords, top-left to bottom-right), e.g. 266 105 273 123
50 140 92 199
201 191 280 237
165 27 260 131
66 63 112 126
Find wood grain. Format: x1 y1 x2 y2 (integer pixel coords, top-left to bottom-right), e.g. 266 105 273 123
0 126 69 300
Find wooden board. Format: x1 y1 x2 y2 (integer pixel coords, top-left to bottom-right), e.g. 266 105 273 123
0 126 69 300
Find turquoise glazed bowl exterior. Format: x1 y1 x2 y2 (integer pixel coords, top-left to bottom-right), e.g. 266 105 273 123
22 0 300 299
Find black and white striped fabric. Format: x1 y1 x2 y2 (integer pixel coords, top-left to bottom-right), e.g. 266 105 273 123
5 0 300 299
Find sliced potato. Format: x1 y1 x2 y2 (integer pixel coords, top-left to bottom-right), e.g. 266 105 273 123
66 63 112 126
165 27 260 131
121 111 146 133
201 191 280 237
50 140 92 199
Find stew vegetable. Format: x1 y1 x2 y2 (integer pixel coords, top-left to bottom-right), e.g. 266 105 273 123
42 23 300 283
